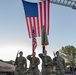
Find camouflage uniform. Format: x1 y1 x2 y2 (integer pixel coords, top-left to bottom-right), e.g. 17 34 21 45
39 53 52 75
27 55 40 75
53 56 66 75
14 56 27 75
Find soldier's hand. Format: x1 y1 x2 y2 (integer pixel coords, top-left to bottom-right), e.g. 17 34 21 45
32 65 35 68
45 63 48 66
54 62 57 65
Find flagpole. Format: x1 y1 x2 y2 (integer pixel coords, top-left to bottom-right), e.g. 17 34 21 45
42 44 45 53
41 26 49 53
32 28 35 65
32 29 38 75
32 27 37 65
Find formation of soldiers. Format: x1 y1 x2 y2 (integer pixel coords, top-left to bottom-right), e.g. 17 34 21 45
14 50 66 75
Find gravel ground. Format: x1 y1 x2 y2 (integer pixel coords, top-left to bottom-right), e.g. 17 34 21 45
39 73 71 75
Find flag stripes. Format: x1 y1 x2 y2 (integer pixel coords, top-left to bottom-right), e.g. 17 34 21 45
22 0 50 38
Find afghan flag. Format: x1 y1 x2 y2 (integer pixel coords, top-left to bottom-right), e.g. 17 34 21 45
41 26 49 45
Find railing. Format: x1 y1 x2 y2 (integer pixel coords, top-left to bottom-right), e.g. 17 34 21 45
41 0 76 9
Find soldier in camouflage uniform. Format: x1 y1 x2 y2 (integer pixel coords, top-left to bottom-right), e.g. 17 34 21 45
27 52 40 75
53 51 66 75
14 51 27 75
39 50 52 75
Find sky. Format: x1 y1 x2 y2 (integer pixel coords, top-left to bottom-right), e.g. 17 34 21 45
0 0 76 68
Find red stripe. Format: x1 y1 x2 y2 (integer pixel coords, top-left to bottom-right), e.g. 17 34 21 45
29 18 32 37
37 17 40 36
44 1 46 28
33 17 36 37
47 0 50 35
39 2 42 31
26 18 31 38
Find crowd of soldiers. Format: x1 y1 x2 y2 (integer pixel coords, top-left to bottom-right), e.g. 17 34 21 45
14 50 66 75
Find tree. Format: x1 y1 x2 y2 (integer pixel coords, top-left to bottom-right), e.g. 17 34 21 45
0 59 4 62
5 60 14 65
59 45 76 67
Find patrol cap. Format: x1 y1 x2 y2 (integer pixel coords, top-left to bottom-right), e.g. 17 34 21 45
56 51 59 54
19 51 23 54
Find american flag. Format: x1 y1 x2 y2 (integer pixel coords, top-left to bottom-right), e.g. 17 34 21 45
32 28 37 51
22 0 50 38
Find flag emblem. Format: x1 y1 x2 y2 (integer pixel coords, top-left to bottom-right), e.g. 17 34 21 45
22 0 50 38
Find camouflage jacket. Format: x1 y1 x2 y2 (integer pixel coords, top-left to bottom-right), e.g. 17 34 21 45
53 56 66 70
14 56 27 71
39 53 52 67
27 55 40 69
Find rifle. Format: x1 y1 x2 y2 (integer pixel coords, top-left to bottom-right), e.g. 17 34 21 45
53 52 58 66
53 51 56 57
14 50 19 65
16 50 19 58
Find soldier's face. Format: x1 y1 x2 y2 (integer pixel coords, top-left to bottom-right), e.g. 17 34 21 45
56 52 59 56
44 51 47 55
20 53 23 56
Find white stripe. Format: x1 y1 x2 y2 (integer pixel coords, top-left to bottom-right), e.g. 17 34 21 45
46 1 48 33
38 3 41 36
42 1 44 26
31 17 34 28
27 17 31 37
31 17 34 37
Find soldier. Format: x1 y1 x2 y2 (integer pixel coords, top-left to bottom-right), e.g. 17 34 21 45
14 51 27 75
27 52 40 75
53 51 66 75
39 50 52 75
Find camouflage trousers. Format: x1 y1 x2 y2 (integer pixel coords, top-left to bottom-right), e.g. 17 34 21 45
42 66 51 75
29 69 40 75
15 70 24 75
56 69 65 75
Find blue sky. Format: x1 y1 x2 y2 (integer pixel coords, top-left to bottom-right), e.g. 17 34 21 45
0 0 76 68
